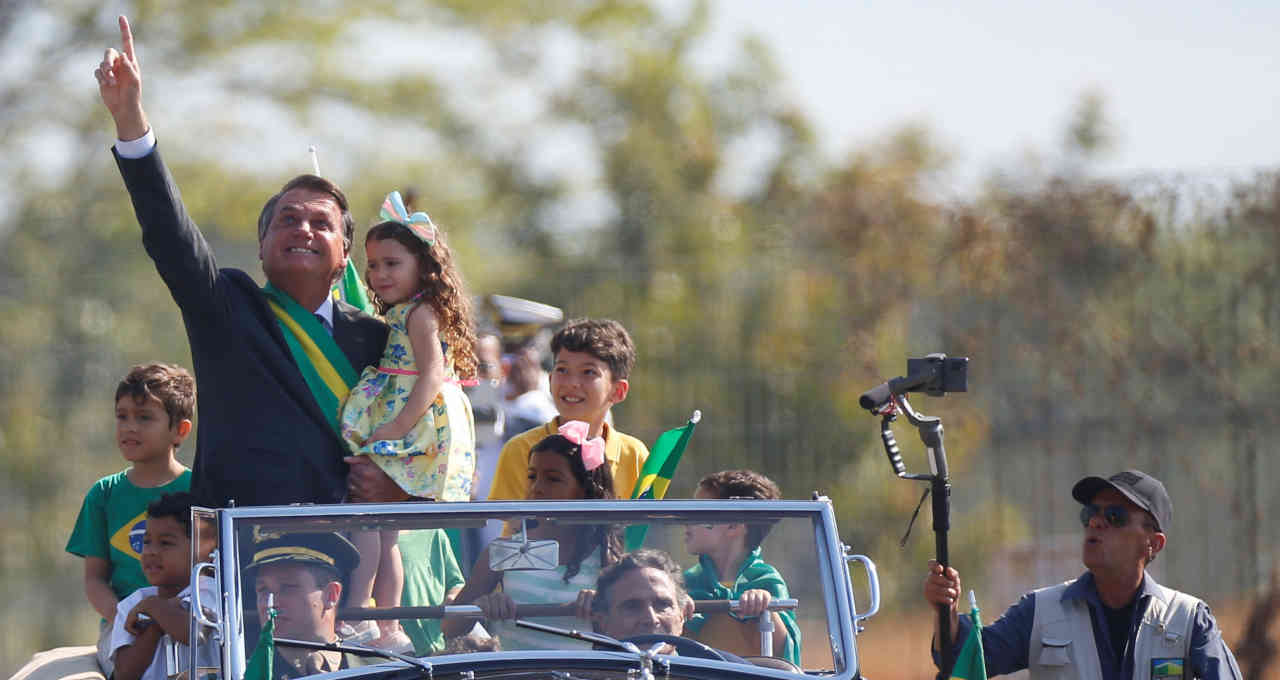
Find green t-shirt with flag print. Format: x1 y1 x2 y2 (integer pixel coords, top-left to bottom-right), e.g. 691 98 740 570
66 468 192 600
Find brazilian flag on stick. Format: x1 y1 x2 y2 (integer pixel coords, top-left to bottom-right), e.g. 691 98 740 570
244 599 277 680
310 144 373 317
950 590 987 680
625 410 701 550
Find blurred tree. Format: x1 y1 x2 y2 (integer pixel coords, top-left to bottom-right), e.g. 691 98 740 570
2 4 1278 675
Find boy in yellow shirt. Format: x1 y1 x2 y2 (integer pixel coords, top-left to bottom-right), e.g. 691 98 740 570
487 318 648 502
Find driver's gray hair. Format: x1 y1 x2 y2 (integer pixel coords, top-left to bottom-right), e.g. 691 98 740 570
591 548 691 617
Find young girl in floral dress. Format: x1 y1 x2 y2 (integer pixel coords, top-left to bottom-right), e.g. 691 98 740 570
339 191 478 649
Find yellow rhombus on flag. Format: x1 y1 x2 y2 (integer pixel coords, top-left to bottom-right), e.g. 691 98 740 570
624 410 700 550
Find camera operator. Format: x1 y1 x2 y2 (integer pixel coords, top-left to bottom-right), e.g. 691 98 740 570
923 470 1240 679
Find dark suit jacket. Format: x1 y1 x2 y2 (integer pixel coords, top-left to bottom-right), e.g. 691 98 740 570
115 147 387 507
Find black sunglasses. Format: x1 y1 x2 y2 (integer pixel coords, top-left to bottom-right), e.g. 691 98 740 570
1080 503 1131 528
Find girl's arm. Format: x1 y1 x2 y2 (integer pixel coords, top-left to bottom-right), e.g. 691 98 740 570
369 304 446 442
84 557 120 621
441 546 503 638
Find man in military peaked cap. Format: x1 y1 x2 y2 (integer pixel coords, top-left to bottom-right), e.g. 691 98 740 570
247 532 368 679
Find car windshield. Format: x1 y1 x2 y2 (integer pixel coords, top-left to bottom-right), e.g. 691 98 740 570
194 500 860 679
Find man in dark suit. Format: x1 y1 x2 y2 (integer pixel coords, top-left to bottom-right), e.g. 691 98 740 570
95 16 411 507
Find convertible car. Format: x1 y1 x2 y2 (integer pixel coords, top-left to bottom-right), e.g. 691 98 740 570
33 497 882 680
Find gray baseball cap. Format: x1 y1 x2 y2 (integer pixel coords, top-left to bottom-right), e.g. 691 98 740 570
1071 469 1172 533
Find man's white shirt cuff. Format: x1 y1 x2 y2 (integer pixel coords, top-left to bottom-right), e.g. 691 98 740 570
114 129 156 159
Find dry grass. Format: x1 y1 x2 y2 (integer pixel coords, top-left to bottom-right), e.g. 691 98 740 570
844 611 945 680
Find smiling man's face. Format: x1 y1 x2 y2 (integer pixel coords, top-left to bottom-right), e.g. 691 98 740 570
259 187 347 294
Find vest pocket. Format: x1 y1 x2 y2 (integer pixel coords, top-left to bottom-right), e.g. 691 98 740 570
1038 637 1073 666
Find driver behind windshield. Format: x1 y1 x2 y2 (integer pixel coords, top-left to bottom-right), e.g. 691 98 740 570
443 426 623 648
246 532 368 679
589 548 693 640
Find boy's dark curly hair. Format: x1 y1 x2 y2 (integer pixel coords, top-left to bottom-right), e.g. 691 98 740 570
697 469 782 549
529 434 622 581
365 221 477 378
146 492 198 537
551 318 636 380
115 363 196 428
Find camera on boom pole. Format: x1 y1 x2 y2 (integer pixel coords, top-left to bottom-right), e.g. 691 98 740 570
860 353 969 674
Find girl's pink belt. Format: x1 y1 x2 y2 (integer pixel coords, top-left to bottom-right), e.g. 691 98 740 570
377 366 477 386
377 367 418 376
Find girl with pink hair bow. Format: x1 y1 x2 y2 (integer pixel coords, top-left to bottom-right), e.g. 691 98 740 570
443 421 623 648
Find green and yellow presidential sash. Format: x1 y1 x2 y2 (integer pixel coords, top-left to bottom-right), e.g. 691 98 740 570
262 283 360 433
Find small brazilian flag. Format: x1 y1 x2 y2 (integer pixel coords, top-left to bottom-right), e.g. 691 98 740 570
950 591 987 680
243 604 277 680
625 411 700 550
332 260 375 315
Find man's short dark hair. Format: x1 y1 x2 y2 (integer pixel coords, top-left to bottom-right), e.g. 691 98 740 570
551 318 636 380
115 363 195 428
256 174 355 253
146 492 197 537
591 549 689 617
698 469 782 549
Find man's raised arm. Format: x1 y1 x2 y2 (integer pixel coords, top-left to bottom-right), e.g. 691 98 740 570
95 15 221 317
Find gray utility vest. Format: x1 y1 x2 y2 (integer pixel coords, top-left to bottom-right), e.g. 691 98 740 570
1028 579 1198 680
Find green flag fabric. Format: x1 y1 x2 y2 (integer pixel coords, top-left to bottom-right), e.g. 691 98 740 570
950 592 987 680
332 259 375 315
625 411 699 550
243 605 276 680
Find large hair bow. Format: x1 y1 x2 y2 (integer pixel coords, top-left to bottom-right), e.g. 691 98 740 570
558 420 605 471
379 190 437 245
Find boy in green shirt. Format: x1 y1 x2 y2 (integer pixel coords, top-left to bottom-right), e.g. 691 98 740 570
398 529 465 655
682 469 801 665
66 363 195 673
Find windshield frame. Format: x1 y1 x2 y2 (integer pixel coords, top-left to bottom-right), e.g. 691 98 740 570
211 498 861 679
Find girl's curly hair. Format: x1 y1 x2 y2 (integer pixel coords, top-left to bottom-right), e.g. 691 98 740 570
364 221 477 378
529 434 623 581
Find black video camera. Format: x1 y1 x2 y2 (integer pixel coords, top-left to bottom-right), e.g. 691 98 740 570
905 354 968 396
859 353 968 411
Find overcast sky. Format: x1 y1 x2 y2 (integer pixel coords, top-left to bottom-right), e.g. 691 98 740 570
688 0 1279 186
